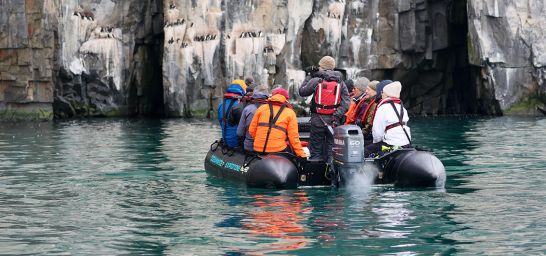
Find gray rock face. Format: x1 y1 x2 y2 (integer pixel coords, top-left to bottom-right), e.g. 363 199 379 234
53 0 164 118
0 0 55 120
1 0 546 120
163 0 483 116
467 0 546 114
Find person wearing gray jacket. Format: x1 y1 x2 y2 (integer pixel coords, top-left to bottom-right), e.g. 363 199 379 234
299 56 350 161
237 84 269 152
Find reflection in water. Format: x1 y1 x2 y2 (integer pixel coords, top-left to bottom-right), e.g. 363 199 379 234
2 117 546 254
235 191 312 254
370 191 414 238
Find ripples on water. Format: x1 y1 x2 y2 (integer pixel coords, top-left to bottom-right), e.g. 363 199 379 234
0 117 545 255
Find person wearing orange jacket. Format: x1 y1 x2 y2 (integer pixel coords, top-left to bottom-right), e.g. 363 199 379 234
248 87 307 158
344 77 370 125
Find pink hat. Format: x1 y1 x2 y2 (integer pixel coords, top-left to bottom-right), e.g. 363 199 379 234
272 87 289 99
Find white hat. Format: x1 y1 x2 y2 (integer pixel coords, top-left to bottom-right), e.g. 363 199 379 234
382 81 402 98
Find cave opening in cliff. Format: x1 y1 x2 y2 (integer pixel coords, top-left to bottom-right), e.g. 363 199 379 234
128 35 165 118
445 0 473 115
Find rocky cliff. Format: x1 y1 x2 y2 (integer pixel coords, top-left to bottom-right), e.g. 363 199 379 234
1 0 545 120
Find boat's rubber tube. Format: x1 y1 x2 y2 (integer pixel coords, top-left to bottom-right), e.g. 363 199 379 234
204 146 299 189
247 154 298 189
383 150 446 188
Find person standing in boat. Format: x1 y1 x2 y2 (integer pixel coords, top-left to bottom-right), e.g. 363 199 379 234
245 77 255 91
364 81 411 156
344 77 370 125
218 82 245 148
299 56 350 161
248 87 307 158
237 84 269 152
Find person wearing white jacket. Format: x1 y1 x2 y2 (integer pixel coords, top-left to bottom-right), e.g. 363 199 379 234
365 81 411 156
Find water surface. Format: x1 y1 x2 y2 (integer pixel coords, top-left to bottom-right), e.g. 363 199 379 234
1 117 545 255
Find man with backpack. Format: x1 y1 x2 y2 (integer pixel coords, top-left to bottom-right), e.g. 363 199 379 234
299 56 350 161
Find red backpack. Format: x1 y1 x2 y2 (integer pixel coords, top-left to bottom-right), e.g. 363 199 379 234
314 80 341 115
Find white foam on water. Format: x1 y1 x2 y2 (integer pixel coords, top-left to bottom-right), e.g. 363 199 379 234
344 164 379 194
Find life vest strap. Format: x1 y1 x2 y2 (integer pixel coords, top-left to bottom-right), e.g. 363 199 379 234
315 103 340 109
224 93 242 99
262 103 287 153
258 122 287 133
385 122 406 131
388 100 412 145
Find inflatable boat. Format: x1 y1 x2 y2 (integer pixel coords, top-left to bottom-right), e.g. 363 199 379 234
204 124 446 189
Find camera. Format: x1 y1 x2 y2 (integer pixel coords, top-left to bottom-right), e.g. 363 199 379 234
305 65 319 76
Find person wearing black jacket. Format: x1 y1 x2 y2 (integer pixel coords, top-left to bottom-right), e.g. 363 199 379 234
299 56 350 161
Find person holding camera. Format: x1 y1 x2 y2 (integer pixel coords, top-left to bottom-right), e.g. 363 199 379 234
298 56 350 161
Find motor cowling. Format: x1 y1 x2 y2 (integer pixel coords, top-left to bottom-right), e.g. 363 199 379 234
333 125 364 163
333 125 369 186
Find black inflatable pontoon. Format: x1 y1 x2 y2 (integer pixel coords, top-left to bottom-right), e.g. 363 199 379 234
205 141 331 189
204 125 446 189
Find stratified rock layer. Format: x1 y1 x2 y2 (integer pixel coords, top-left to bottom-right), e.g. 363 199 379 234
1 0 546 120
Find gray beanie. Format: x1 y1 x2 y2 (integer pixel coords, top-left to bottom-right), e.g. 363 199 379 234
253 84 269 94
353 77 370 91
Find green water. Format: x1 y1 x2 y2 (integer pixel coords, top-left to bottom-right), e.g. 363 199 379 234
1 117 545 255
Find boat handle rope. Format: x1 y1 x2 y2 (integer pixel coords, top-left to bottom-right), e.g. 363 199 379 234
210 140 220 151
243 154 262 168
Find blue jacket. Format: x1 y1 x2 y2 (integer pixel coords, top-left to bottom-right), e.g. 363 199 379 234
218 84 245 148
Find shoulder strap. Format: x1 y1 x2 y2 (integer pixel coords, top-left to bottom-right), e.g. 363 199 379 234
261 103 287 153
223 99 237 126
388 101 411 145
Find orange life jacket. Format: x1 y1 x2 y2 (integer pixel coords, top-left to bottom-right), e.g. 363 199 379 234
314 80 341 115
344 94 367 125
359 99 378 136
249 95 305 157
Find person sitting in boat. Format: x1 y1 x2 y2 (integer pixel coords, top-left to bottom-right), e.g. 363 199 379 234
358 80 386 144
344 77 370 125
299 56 350 161
218 82 246 148
364 81 411 157
248 87 307 158
227 79 249 124
237 84 269 152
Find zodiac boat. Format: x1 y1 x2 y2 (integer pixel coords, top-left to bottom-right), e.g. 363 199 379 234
204 124 446 189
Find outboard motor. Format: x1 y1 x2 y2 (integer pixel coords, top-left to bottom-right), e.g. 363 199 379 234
332 125 375 186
